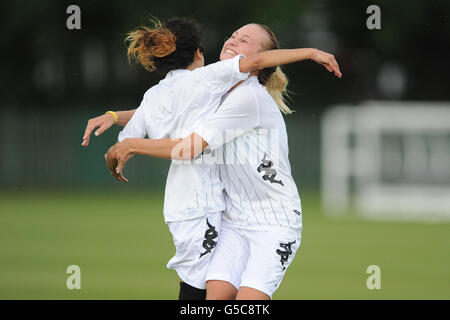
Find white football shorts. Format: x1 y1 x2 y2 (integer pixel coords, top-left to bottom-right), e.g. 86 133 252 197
166 212 222 290
205 217 301 298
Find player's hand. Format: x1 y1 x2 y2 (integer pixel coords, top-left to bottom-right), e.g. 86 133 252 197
105 140 134 183
312 49 342 78
105 148 120 181
82 113 115 147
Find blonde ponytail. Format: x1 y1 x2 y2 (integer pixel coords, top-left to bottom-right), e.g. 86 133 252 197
264 67 293 115
125 19 177 72
254 23 294 115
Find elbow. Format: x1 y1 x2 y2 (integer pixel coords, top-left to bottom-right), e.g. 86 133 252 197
174 134 207 160
242 53 265 72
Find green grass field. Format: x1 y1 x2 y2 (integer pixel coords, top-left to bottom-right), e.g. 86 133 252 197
0 190 449 299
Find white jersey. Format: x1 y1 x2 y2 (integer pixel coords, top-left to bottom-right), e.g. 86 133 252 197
118 55 249 222
195 76 303 231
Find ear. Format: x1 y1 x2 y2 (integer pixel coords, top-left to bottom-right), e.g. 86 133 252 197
195 48 203 60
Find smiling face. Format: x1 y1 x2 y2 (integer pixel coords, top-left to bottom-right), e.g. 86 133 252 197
220 24 270 61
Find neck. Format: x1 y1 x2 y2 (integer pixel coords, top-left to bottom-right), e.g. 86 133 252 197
228 74 254 93
186 65 197 71
186 61 201 71
250 70 259 77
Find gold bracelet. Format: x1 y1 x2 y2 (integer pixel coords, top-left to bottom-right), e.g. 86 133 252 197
105 111 118 123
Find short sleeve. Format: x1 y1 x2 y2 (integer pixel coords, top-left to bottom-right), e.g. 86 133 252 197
118 104 147 142
194 83 259 150
192 55 249 94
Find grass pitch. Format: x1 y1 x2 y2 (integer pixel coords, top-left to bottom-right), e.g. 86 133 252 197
0 190 449 299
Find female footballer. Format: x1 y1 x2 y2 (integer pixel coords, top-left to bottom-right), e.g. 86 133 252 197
84 18 341 300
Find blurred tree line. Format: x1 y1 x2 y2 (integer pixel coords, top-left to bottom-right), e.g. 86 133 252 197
0 0 449 190
1 0 449 116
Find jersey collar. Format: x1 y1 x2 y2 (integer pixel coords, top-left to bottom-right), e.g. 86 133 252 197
165 69 191 80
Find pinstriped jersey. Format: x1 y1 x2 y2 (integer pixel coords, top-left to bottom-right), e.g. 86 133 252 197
195 76 303 231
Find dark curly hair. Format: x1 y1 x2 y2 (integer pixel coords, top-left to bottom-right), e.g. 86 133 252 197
125 17 203 75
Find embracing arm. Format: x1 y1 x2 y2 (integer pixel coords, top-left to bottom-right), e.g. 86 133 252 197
115 110 137 126
108 134 207 182
82 109 136 146
116 135 207 161
112 80 258 170
240 48 342 78
110 85 259 182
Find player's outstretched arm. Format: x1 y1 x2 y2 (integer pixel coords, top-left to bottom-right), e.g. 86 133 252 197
82 109 136 147
240 48 342 78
